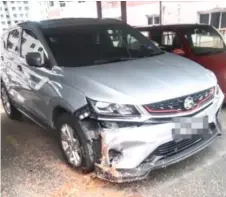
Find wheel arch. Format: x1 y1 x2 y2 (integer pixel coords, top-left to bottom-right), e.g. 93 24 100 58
49 96 88 129
51 106 72 129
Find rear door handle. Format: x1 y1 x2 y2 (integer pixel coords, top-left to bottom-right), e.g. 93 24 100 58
17 65 23 71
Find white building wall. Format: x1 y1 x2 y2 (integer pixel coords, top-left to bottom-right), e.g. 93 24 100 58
0 1 30 34
161 1 226 25
60 1 98 18
108 1 226 26
47 1 226 27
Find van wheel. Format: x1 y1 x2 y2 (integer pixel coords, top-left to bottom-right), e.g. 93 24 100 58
1 84 22 120
56 113 94 173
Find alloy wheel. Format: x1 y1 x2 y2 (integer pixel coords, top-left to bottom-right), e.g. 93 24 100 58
60 124 82 167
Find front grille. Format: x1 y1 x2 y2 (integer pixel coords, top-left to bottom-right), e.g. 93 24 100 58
144 87 215 114
154 136 203 157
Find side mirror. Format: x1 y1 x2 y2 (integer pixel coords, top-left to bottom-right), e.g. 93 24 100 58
25 52 42 67
172 48 185 56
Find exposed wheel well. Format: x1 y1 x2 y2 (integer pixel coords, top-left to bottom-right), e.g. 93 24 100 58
52 106 71 128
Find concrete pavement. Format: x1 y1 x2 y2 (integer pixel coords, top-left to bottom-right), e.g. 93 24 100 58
1 105 226 197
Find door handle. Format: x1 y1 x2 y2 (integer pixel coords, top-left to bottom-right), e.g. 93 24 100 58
17 65 23 71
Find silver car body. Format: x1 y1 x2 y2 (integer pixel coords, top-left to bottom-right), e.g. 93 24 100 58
1 19 224 182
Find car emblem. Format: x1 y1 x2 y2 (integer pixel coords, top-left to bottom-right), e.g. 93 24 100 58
184 97 195 110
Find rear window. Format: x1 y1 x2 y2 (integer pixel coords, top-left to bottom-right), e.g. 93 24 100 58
184 26 226 55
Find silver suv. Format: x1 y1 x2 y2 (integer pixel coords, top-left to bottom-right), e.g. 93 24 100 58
1 18 224 182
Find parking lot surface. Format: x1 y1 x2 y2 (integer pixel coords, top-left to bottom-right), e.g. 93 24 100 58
1 105 226 197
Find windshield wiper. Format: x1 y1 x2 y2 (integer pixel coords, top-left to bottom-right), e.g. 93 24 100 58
138 50 165 58
94 57 136 65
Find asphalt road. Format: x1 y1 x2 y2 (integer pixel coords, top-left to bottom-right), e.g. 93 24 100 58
1 105 226 197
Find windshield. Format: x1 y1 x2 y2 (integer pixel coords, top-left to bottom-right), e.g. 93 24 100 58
184 26 226 55
43 24 162 67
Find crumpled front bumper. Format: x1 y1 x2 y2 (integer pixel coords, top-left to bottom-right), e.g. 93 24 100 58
94 91 224 183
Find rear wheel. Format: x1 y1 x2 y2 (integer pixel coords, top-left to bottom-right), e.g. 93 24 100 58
1 84 22 120
56 113 94 172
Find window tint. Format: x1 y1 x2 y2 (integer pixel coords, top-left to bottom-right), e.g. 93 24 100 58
21 29 46 64
7 29 20 53
44 25 161 67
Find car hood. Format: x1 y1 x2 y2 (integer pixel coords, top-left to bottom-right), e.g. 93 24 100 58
61 53 217 104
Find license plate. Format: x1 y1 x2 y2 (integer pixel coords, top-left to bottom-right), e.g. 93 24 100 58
172 116 209 141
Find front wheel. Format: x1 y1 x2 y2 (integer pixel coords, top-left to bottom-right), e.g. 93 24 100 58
56 113 95 173
1 84 22 120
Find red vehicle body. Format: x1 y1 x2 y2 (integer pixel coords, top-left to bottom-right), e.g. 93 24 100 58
136 24 226 102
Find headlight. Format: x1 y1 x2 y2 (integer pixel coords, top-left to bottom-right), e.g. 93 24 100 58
88 99 140 117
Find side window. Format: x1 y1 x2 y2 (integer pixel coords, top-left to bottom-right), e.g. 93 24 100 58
7 29 20 53
161 31 182 49
21 29 46 64
107 29 121 47
106 29 142 50
127 34 141 50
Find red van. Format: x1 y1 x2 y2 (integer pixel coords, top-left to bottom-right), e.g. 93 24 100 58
136 24 226 102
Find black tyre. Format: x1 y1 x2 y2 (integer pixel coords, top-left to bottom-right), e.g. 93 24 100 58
1 84 22 120
56 113 94 173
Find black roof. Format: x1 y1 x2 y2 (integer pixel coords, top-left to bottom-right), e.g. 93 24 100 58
18 18 124 29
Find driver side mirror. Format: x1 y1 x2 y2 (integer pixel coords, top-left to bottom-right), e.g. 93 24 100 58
172 48 185 56
25 52 43 67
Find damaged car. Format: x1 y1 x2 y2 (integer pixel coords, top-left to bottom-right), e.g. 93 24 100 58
1 18 225 183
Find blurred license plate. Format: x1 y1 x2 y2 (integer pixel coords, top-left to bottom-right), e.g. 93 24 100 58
172 116 209 141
